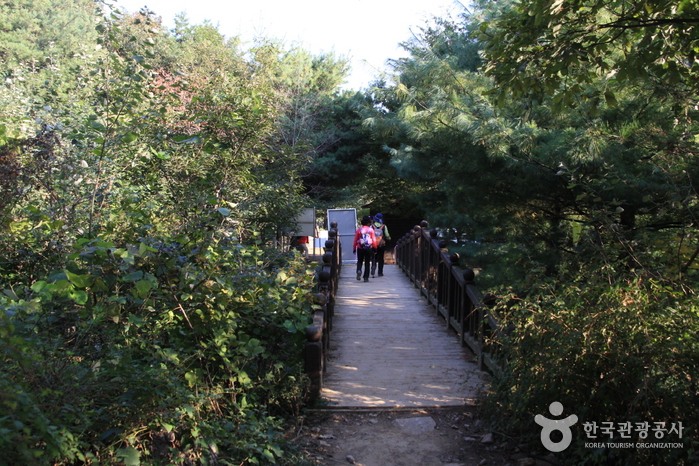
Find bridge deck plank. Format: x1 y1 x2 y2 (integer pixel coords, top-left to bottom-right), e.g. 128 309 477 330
323 264 489 408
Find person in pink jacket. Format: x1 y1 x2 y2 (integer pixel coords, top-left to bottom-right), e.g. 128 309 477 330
353 215 377 282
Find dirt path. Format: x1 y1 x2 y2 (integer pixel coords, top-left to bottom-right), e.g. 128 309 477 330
293 406 558 466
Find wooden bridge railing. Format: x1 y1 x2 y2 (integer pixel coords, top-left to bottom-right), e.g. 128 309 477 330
305 222 341 402
395 220 502 376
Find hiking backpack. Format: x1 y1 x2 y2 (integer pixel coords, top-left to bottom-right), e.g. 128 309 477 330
358 226 373 249
373 224 385 247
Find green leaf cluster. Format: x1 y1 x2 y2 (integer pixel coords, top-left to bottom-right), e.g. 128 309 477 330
1 234 316 464
481 0 699 109
486 276 699 464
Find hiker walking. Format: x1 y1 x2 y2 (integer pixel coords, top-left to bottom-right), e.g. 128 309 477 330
353 215 377 282
370 213 391 277
290 235 308 257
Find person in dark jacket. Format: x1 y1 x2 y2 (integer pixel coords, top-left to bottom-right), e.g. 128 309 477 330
370 213 391 277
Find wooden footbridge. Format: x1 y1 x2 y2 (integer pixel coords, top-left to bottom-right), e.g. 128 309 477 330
305 221 501 408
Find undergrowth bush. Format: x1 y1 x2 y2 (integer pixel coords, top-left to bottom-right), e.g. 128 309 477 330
483 274 699 465
0 229 316 465
0 8 323 463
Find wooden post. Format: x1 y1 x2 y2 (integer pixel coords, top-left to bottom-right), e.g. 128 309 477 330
305 321 323 402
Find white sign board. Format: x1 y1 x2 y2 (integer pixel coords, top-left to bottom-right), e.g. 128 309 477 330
293 207 316 237
327 208 357 263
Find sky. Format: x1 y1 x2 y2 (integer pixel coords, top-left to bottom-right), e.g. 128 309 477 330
112 0 463 90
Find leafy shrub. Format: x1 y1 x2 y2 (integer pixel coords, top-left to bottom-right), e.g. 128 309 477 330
483 275 699 465
0 229 316 465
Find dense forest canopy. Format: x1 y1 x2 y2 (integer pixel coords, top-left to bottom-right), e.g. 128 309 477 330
1 0 698 464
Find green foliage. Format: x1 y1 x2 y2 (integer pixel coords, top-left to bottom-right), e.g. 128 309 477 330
364 2 699 462
369 0 699 285
485 274 699 464
480 0 699 110
1 233 315 464
0 0 97 67
0 2 348 464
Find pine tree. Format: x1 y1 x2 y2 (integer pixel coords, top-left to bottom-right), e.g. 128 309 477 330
0 0 97 70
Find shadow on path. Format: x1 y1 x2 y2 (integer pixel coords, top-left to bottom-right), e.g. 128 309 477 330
322 264 490 408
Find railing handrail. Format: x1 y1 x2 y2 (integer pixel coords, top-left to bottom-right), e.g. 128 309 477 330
395 221 502 376
305 222 341 402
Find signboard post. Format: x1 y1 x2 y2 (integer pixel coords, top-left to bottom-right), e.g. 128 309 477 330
327 208 357 263
294 208 316 237
291 208 317 256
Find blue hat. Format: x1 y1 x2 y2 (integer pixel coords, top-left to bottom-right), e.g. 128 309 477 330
375 213 383 221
